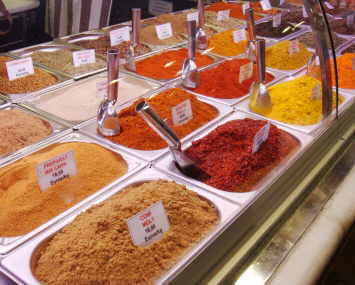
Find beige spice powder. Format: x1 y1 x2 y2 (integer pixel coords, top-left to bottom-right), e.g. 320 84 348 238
35 180 219 285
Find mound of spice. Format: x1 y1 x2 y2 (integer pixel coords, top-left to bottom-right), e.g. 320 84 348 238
192 58 274 99
185 119 299 192
0 142 128 236
330 18 355 35
35 180 218 285
259 75 344 125
0 109 52 156
208 30 248 57
135 48 214 80
31 49 106 77
265 40 311 70
0 56 58 94
141 24 185 46
204 11 246 31
107 88 218 150
250 2 280 15
282 8 310 24
297 31 346 49
206 2 263 20
255 19 301 38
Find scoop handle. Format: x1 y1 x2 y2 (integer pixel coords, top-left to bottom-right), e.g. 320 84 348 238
246 8 256 42
255 39 266 83
187 20 197 59
197 0 205 27
107 49 119 103
132 8 141 46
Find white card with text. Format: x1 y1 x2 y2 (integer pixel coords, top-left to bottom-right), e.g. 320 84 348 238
239 62 253 84
110 26 130 46
252 121 271 153
155 23 173 40
6 57 34 81
172 99 193 125
72 49 96 67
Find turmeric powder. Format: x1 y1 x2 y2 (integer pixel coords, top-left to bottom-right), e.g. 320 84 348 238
208 30 248 57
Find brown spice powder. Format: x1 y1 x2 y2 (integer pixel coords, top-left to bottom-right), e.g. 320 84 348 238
35 180 218 285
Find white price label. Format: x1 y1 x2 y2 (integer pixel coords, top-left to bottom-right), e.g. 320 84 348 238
260 0 272 11
288 39 300 55
324 1 334 9
217 9 230 21
339 0 347 8
172 99 193 126
155 22 173 40
242 3 250 14
310 83 322 100
96 80 107 99
187 11 199 24
127 201 170 247
36 151 77 191
272 13 282 27
6 57 34 81
239 62 253 84
110 26 130 46
346 14 354 27
72 49 96 67
252 121 271 154
233 29 247 43
302 7 308 18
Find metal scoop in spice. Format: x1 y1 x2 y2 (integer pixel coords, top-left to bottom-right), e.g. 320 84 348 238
196 0 208 50
136 101 206 179
249 39 272 115
246 8 257 63
182 20 200 89
126 8 141 72
97 49 121 136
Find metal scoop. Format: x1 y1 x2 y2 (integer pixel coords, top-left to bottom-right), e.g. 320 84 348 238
196 0 208 50
97 49 121 136
249 39 272 115
182 20 200 89
246 8 257 63
126 8 141 72
135 101 206 179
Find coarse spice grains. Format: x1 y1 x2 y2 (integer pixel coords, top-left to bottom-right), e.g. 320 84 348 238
107 88 218 150
206 2 263 20
186 119 299 192
255 20 301 38
208 30 248 57
141 24 185 46
204 11 246 31
0 56 58 94
34 180 218 285
0 142 128 236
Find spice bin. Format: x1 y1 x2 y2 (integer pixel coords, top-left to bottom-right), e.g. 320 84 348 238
0 131 147 255
0 168 239 285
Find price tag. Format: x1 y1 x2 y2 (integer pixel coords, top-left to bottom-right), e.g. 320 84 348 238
72 49 96 67
127 201 170 247
217 9 230 21
339 0 347 8
272 13 282 28
242 3 250 14
6 57 34 81
110 26 130 46
172 99 193 125
36 151 77 191
288 39 300 55
148 0 173 16
96 80 107 99
155 22 173 40
302 7 308 18
310 83 322 100
346 14 354 27
260 0 272 11
239 62 253 84
233 29 247 43
252 121 271 154
187 11 199 24
324 1 334 9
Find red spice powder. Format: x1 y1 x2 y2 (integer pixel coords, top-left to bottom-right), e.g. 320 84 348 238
185 119 299 192
192 59 274 99
206 2 263 20
135 48 214 80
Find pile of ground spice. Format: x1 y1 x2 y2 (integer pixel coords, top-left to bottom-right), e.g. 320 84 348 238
192 58 274 99
204 11 246 31
107 88 218 150
0 142 127 237
249 2 280 15
141 24 185 46
135 48 214 80
260 75 344 125
206 2 263 20
185 119 299 192
208 30 248 57
330 18 355 35
0 56 58 94
31 49 106 76
297 31 346 49
265 40 312 70
282 8 310 24
0 109 52 156
35 180 218 285
255 19 301 38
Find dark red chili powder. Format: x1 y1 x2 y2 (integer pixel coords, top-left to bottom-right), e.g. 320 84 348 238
185 119 299 192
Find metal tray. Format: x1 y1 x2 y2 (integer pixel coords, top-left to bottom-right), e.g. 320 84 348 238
0 54 73 103
235 72 355 135
78 84 234 162
155 110 313 205
21 72 161 128
0 104 68 163
9 43 107 81
121 46 224 85
54 31 105 45
0 97 8 107
0 131 147 255
0 168 240 285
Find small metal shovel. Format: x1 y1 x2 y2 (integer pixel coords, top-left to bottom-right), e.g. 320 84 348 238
196 0 208 50
135 101 206 179
246 8 257 63
249 39 272 115
125 8 141 72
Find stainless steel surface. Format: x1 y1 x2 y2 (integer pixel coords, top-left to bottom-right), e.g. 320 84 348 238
0 131 146 255
156 110 313 205
78 84 233 162
197 0 208 50
132 8 141 46
246 8 257 62
1 168 239 285
55 32 104 45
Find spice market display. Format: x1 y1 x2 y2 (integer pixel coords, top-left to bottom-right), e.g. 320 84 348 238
0 0 354 284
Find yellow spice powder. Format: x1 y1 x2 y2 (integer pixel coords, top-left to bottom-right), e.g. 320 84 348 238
266 41 312 70
208 30 248 57
260 75 343 125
